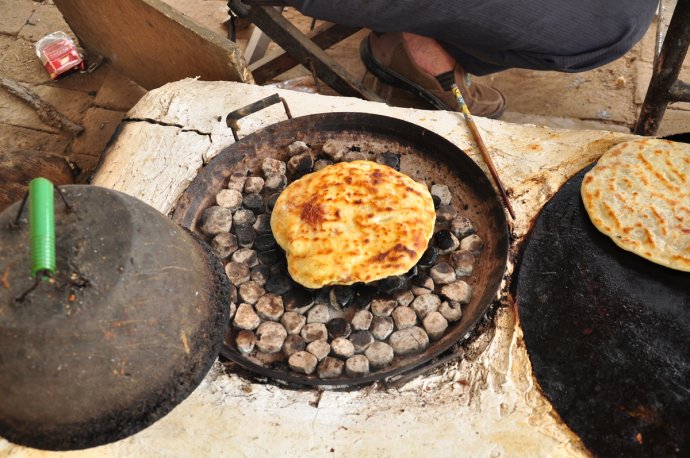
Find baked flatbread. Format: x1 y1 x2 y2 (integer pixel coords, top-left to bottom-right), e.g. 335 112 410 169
581 139 690 272
271 160 435 288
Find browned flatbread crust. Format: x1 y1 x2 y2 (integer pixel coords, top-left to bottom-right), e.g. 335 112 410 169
271 160 435 288
581 139 690 272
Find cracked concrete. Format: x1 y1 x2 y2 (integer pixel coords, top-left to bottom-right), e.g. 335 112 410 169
124 117 214 139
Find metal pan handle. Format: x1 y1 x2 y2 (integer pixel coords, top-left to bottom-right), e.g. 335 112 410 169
225 94 293 141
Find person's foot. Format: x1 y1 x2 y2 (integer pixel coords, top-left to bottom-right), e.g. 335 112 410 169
360 32 506 118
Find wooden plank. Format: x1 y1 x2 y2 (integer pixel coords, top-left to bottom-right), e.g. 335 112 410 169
246 6 382 101
250 23 360 84
53 0 254 90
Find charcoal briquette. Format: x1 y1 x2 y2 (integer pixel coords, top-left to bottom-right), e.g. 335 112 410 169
417 246 438 267
227 172 247 192
250 264 271 286
430 262 457 285
365 341 394 369
265 274 294 295
434 230 455 250
327 318 352 339
287 152 314 178
423 312 448 341
317 356 344 378
233 208 256 227
199 206 232 235
436 204 457 222
264 174 287 193
349 330 374 354
331 337 355 359
258 249 281 265
244 176 265 194
313 158 333 172
235 330 256 354
342 151 367 162
255 321 287 353
254 233 277 251
460 233 484 255
281 311 307 335
376 152 401 171
287 140 310 157
225 261 250 286
265 193 281 212
415 273 437 291
233 304 260 330
253 214 272 233
450 216 476 239
345 354 369 377
450 250 475 277
307 304 330 324
330 285 354 308
322 140 345 162
379 275 405 294
231 248 258 267
283 334 306 357
255 293 284 321
352 283 377 308
314 288 331 305
216 189 243 211
283 287 315 312
242 193 264 212
308 340 331 362
211 232 238 259
370 315 394 340
430 184 452 205
234 224 255 248
432 194 441 209
261 158 287 176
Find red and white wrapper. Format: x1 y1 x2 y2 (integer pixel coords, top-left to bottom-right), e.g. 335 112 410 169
35 31 84 80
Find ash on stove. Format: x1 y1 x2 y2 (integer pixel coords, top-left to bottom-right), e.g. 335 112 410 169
196 139 484 382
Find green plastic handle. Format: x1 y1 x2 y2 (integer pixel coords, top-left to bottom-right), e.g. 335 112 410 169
29 178 55 277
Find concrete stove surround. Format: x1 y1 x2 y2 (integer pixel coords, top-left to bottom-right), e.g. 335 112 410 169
1 80 638 457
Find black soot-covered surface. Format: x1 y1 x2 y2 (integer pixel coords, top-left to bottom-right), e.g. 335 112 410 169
515 165 690 457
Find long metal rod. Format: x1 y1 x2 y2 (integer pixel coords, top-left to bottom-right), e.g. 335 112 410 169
451 84 515 220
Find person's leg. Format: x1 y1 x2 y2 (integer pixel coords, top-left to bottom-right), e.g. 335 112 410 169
284 0 657 74
360 32 508 117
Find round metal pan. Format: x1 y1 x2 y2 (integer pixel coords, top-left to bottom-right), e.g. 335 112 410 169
173 111 509 387
515 164 690 457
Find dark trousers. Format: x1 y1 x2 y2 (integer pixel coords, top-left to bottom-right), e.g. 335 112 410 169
284 0 658 75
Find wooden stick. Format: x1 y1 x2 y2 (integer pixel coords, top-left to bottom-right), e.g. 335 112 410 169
451 84 515 220
0 76 84 136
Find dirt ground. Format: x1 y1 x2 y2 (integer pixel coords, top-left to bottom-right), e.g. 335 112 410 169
1 0 689 183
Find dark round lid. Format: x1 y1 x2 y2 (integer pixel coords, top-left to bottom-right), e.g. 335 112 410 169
0 185 229 451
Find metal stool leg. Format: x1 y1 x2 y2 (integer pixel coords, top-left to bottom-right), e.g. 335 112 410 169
229 0 382 101
634 0 690 136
